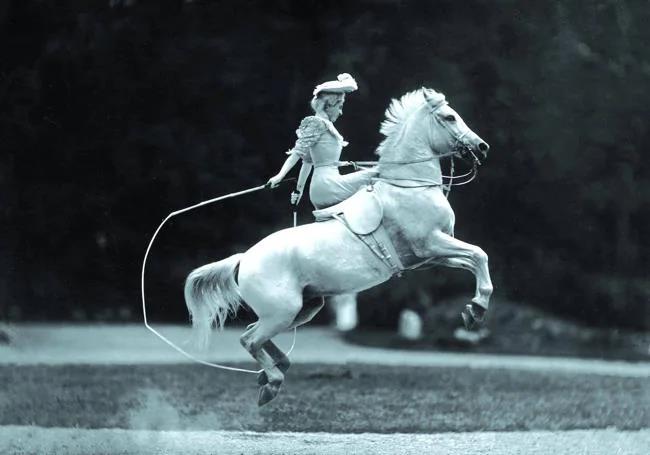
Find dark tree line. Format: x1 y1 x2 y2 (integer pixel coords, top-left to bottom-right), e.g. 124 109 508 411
2 0 648 329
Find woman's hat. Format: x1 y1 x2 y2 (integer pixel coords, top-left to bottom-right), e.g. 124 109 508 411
313 73 358 96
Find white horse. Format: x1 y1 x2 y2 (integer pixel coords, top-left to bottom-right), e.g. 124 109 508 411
185 87 493 406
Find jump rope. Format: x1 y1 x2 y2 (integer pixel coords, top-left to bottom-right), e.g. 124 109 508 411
141 178 297 374
142 157 475 374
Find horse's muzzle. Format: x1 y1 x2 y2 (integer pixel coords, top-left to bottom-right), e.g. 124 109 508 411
477 141 489 158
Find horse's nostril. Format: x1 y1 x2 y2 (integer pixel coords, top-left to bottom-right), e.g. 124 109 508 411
478 142 489 152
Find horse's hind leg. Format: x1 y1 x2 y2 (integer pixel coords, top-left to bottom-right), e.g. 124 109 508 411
257 298 325 386
245 322 291 386
239 303 302 406
257 341 291 386
240 323 287 406
289 297 325 330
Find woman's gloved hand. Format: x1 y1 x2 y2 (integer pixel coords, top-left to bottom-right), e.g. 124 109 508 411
267 174 283 188
291 190 302 206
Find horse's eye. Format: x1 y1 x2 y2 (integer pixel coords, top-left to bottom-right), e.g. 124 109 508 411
444 115 456 122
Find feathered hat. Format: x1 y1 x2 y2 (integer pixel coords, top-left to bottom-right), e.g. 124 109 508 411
313 73 358 96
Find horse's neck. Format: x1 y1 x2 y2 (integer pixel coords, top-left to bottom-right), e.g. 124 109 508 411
378 144 442 184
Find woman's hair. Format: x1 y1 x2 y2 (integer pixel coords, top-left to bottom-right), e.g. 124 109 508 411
310 92 345 114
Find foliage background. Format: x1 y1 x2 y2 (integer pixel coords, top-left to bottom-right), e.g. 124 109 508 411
2 0 648 329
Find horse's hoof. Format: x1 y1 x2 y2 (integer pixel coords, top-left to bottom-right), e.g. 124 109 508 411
258 383 281 407
461 307 475 330
257 371 267 386
257 359 291 386
461 304 486 331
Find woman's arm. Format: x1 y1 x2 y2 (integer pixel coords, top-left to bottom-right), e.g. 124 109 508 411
269 116 323 188
296 161 313 194
291 161 313 205
267 153 301 187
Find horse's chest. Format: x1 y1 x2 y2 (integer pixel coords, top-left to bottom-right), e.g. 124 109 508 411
383 189 455 261
397 191 454 233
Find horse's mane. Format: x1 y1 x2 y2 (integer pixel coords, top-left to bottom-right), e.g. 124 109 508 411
376 87 446 156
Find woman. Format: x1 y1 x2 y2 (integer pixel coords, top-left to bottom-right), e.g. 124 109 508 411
267 73 378 209
267 74 375 331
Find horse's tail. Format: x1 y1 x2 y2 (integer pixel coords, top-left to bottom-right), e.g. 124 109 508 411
184 253 244 350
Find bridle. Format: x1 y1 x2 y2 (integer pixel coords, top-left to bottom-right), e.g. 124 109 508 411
370 100 482 194
424 98 483 170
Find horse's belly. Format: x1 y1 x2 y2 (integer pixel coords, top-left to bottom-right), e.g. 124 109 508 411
296 221 392 290
239 220 391 297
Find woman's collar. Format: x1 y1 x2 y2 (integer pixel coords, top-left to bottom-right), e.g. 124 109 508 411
315 113 347 146
316 112 332 123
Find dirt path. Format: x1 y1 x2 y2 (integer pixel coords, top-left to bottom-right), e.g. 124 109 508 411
2 324 650 378
1 426 648 455
2 325 648 454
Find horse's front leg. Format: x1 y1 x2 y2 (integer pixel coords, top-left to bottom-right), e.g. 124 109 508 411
425 230 493 328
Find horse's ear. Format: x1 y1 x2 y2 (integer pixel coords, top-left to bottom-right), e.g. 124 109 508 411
422 87 433 104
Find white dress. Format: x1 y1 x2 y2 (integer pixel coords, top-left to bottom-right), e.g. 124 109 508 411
288 115 377 209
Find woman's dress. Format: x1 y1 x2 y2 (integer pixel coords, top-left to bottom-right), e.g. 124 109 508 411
288 115 377 209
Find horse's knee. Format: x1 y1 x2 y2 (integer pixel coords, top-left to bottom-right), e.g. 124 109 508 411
240 333 259 353
240 335 250 351
240 328 267 353
472 247 489 266
480 284 493 297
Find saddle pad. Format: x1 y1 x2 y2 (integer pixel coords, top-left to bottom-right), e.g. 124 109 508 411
312 188 383 235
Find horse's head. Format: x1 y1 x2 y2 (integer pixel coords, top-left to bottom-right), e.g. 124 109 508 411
422 88 489 163
377 88 489 167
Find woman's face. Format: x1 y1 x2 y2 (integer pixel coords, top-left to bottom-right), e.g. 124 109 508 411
324 94 345 122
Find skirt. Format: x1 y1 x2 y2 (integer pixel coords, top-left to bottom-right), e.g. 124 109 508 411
309 166 378 209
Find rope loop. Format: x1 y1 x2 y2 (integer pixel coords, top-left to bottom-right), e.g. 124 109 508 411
141 179 297 374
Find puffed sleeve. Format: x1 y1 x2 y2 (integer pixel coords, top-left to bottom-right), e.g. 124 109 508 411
285 116 327 163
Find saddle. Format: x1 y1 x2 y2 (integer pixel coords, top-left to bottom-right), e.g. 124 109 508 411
312 186 382 235
313 186 404 275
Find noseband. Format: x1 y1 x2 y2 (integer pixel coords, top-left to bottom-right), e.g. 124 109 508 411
427 100 482 166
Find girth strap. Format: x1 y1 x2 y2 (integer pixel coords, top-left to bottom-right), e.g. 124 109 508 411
332 214 404 277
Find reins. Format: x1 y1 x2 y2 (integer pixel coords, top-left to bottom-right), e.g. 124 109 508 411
141 178 297 375
361 97 482 194
342 153 480 193
333 98 483 193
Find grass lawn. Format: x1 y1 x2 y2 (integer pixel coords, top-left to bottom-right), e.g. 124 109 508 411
1 363 648 433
